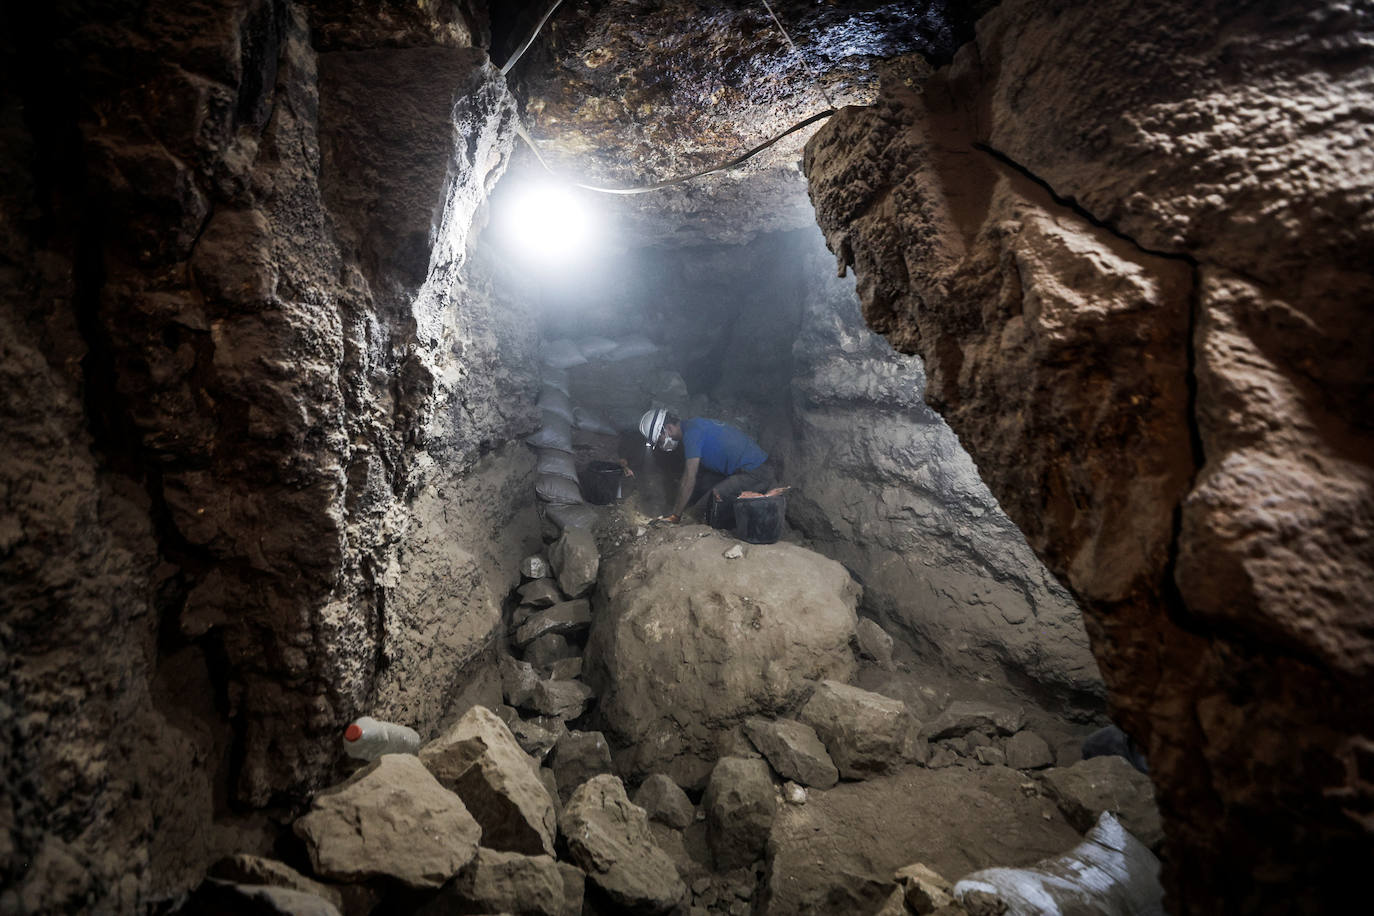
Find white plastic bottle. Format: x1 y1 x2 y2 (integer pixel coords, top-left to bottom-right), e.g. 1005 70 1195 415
342 716 421 760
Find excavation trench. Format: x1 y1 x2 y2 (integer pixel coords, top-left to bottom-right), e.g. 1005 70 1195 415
2 1 1370 914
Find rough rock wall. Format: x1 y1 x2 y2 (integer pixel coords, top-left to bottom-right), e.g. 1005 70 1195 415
780 228 1103 710
0 0 537 909
804 0 1374 910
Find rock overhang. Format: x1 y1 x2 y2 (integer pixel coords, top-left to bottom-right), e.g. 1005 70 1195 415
491 0 993 247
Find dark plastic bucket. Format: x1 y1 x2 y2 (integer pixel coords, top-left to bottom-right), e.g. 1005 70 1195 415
734 493 785 544
581 461 623 505
705 492 736 530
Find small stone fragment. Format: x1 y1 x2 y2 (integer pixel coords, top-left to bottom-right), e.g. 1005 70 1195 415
975 745 1007 767
185 880 342 916
501 655 540 709
508 715 566 759
704 757 777 870
522 555 549 579
633 773 695 829
799 680 920 779
514 599 592 648
524 632 577 668
855 617 895 669
518 577 563 608
1005 730 1054 770
551 730 615 803
1041 756 1163 849
895 863 955 913
556 861 585 916
416 848 564 916
723 543 744 559
923 701 1024 740
530 678 595 719
547 656 584 680
205 855 343 911
927 746 956 769
742 716 839 788
783 782 807 805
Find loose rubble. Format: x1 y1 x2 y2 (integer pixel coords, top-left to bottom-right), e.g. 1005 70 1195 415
188 523 1156 916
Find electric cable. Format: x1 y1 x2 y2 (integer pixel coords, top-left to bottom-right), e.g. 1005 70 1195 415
501 0 566 76
759 0 838 109
514 109 836 195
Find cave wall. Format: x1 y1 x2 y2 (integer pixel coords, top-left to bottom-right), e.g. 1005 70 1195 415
780 227 1103 710
527 226 1103 710
0 1 538 909
804 0 1374 910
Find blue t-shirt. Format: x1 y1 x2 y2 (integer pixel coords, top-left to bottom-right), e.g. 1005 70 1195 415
682 418 768 476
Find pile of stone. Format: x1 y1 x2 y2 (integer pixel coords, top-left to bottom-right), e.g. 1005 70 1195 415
183 704 689 915
501 530 601 740
181 522 1163 915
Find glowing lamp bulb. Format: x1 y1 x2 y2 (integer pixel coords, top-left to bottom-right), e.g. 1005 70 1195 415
500 182 596 261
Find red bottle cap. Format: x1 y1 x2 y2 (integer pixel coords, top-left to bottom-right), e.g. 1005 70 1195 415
344 723 363 742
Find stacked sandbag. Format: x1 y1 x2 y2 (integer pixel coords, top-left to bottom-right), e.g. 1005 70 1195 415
542 335 677 437
530 335 663 532
529 340 592 533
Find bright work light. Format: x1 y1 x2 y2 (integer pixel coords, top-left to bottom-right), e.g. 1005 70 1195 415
495 180 597 263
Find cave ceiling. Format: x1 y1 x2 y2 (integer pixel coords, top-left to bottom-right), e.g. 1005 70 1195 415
492 1 991 247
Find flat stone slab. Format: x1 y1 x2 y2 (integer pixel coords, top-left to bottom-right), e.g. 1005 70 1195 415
519 578 563 608
923 701 1024 740
514 599 592 648
743 717 839 788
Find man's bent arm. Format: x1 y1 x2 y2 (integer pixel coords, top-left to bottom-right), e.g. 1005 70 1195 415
672 458 700 518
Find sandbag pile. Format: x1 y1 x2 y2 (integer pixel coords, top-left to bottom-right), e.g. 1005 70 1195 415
528 338 643 533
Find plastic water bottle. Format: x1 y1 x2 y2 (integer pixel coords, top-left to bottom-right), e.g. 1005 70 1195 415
342 716 421 760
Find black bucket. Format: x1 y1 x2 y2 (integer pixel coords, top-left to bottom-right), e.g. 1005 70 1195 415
581 461 623 505
705 492 736 531
734 493 785 544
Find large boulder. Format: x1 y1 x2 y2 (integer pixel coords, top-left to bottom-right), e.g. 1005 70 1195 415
704 757 778 870
586 527 860 785
560 774 686 913
293 755 480 888
419 706 558 856
799 681 920 779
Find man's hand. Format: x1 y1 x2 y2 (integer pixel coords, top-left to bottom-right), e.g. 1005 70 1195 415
651 514 680 525
618 458 634 478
